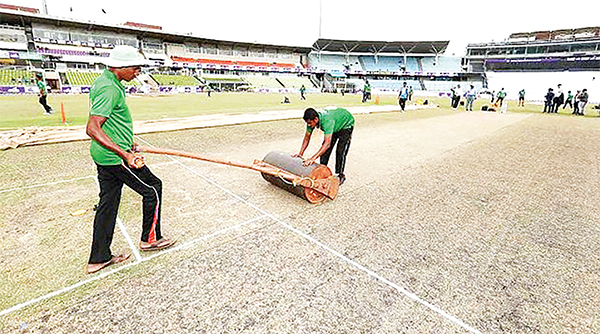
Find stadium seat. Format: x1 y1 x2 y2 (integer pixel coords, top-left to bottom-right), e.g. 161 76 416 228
0 69 35 86
151 74 202 86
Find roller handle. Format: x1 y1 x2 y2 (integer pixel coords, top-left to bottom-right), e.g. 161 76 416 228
137 145 255 170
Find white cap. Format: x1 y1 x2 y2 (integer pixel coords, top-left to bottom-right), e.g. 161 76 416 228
104 45 151 68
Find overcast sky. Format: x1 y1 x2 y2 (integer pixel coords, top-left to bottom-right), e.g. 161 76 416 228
6 0 600 56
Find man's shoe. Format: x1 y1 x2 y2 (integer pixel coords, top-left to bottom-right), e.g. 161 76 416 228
86 253 131 274
140 238 177 251
338 174 346 185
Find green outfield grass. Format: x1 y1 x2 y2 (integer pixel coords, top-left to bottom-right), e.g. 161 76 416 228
1 92 596 130
0 92 400 130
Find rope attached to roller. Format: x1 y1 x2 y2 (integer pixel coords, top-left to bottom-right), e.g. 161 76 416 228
276 170 294 185
292 177 315 188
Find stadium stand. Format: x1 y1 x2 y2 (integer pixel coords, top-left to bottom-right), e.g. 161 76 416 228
64 71 100 86
359 56 400 72
0 68 34 85
171 56 297 69
1 11 480 94
420 57 462 73
369 79 421 92
275 75 314 88
464 27 600 102
244 75 283 89
0 25 27 50
151 74 201 86
36 47 110 57
307 53 348 72
201 74 246 90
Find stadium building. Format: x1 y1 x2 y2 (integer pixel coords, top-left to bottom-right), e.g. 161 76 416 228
0 3 479 96
308 39 482 94
464 27 600 102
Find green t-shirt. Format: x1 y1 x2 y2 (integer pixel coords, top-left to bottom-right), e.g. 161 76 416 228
89 69 134 166
306 107 355 135
519 90 525 98
497 90 507 98
36 80 47 96
364 83 371 93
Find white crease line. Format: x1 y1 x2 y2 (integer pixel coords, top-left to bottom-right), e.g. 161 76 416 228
0 161 177 195
140 138 482 334
0 214 268 317
143 214 268 262
0 176 95 194
117 217 142 263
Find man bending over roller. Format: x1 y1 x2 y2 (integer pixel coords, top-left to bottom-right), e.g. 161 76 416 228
294 107 354 185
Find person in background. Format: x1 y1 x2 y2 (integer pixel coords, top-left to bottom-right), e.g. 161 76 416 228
451 84 461 110
518 89 525 107
495 88 507 107
293 106 355 185
398 81 410 113
573 90 581 115
408 86 413 101
543 88 554 113
465 84 477 112
577 88 589 116
36 73 53 115
563 90 573 110
552 84 564 113
362 80 371 103
300 84 307 100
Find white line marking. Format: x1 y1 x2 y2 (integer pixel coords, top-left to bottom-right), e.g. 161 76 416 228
135 137 482 334
0 215 267 317
92 177 142 263
0 161 177 195
117 216 142 262
0 176 94 194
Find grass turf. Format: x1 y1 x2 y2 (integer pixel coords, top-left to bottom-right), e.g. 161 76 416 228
4 92 594 130
0 92 395 130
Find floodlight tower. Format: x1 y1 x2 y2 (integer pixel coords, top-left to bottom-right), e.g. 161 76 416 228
41 0 48 14
319 0 322 38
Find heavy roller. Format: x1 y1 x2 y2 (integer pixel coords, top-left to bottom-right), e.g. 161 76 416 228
138 146 339 204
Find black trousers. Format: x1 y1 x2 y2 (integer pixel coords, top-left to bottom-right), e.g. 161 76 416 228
320 127 353 176
451 96 460 109
399 97 407 111
89 163 162 264
362 92 371 102
552 98 563 113
39 95 52 113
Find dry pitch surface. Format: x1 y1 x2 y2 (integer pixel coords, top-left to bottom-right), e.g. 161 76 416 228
1 110 599 333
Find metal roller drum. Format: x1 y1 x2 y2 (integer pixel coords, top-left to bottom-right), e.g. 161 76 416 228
261 150 334 204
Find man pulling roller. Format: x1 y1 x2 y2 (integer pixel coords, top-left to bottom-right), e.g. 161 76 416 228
85 46 175 274
294 107 354 185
